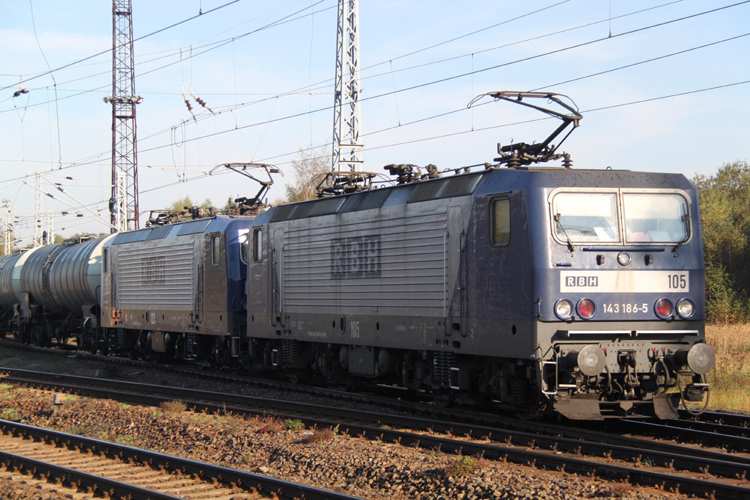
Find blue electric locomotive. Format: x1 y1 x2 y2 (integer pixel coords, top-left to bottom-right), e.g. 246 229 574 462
240 92 714 419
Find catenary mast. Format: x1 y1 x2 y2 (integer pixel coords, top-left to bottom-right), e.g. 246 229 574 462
105 0 141 232
331 0 362 172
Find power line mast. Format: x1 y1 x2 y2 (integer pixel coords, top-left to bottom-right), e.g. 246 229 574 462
47 210 54 245
331 0 362 172
33 173 43 247
2 200 10 256
105 0 141 232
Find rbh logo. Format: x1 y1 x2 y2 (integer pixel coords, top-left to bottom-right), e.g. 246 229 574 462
565 276 598 287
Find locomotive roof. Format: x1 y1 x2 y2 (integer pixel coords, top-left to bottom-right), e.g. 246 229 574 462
109 215 254 246
256 167 695 225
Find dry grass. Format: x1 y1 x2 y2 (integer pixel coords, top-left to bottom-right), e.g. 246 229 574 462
705 324 750 412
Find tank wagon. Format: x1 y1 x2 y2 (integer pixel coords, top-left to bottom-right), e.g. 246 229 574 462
0 236 113 346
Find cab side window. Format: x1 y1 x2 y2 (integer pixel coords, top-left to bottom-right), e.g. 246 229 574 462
491 198 511 246
252 229 263 262
211 235 220 265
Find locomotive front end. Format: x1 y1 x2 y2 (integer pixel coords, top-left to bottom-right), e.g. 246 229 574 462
535 178 714 419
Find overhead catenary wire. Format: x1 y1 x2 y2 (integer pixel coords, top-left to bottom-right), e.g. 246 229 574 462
0 0 690 122
0 0 244 93
3 10 746 184
0 0 683 110
121 0 750 155
0 0 332 116
131 2 750 157
2 0 748 235
29 0 62 168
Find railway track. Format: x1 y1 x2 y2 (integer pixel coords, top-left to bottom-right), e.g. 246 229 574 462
0 419 363 500
3 368 750 500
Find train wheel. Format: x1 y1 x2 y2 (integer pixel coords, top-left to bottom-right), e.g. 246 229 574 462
433 388 453 408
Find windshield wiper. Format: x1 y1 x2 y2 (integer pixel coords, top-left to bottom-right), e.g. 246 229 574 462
554 214 575 253
672 212 690 253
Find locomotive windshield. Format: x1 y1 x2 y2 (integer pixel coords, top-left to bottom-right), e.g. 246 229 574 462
622 193 689 243
551 191 690 244
552 192 619 242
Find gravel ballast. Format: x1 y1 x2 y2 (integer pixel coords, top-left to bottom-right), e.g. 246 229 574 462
0 346 686 499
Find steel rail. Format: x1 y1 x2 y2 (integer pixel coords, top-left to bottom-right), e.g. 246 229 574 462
4 368 750 468
658 418 750 437
0 420 365 500
620 420 750 453
680 409 750 427
3 369 750 499
0 450 183 500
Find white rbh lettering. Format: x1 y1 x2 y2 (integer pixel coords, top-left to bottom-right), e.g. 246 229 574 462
565 276 598 287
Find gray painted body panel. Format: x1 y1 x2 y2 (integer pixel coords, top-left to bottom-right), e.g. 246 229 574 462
48 235 115 315
0 254 22 310
19 244 61 312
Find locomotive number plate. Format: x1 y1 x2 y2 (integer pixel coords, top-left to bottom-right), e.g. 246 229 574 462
560 271 688 293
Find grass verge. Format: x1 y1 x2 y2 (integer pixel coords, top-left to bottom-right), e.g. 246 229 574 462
705 324 750 412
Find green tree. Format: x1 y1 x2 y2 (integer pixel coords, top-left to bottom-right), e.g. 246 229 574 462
693 160 750 323
168 196 214 213
277 145 330 204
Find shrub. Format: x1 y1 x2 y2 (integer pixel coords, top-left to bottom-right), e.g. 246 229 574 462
160 400 187 415
305 428 334 443
444 455 484 477
283 419 305 431
1 408 21 422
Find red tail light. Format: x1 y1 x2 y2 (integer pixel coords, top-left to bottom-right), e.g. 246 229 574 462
655 298 673 319
577 299 596 319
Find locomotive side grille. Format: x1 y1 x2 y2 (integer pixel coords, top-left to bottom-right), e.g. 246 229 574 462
115 242 195 309
433 351 459 386
282 339 303 365
282 210 449 315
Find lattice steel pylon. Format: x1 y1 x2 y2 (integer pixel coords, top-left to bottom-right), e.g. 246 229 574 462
104 0 141 232
331 0 362 172
3 200 11 256
33 173 43 247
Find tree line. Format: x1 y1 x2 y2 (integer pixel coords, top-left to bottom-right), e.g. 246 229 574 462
694 160 750 323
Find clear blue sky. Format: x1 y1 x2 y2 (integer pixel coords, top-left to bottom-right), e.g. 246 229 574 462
1 0 748 243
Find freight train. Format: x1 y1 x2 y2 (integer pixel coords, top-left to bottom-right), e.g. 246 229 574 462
0 93 715 419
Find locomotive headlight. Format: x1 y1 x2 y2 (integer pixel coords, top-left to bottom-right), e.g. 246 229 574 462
676 298 695 319
554 299 574 320
617 252 631 266
655 298 674 319
576 298 596 319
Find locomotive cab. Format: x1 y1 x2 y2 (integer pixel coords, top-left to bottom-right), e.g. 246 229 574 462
531 175 714 419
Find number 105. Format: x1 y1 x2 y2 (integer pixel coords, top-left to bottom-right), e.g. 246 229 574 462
668 274 687 289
